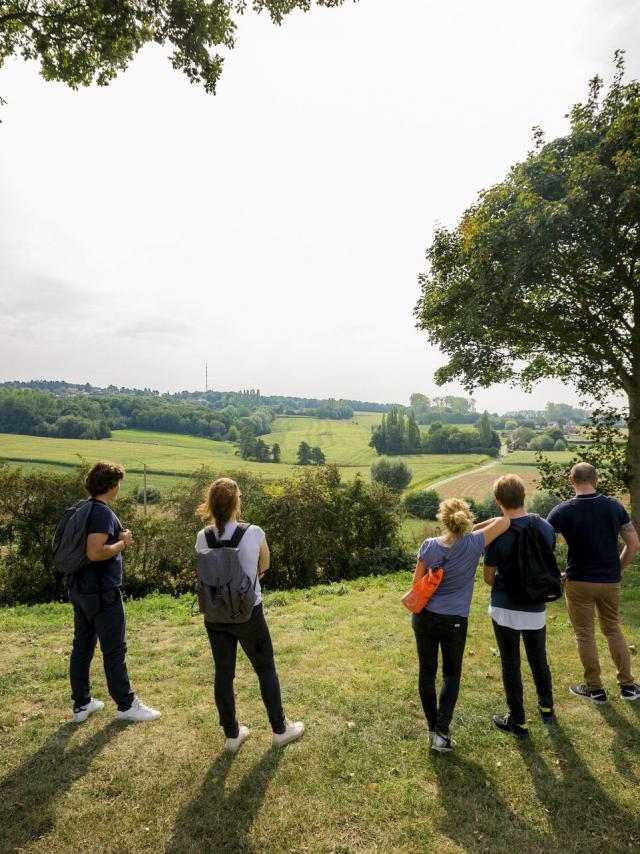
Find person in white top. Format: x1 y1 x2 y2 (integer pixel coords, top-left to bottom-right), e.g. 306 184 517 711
195 477 304 753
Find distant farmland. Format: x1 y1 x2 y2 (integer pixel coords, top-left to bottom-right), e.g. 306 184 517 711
436 465 540 501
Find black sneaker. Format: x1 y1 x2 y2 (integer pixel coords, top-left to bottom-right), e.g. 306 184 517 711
431 730 456 752
537 704 555 724
492 713 529 739
569 684 607 704
620 683 640 701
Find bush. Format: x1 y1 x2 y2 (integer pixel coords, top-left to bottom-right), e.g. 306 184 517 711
404 490 440 520
553 439 568 451
473 490 501 522
0 463 411 603
527 490 561 518
134 486 162 504
370 458 412 492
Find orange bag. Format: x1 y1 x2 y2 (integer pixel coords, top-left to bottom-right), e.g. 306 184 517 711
401 567 444 613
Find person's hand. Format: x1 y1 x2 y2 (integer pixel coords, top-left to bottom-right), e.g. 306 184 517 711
119 529 134 547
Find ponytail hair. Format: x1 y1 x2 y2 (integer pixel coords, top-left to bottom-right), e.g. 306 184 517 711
437 497 474 538
196 477 240 538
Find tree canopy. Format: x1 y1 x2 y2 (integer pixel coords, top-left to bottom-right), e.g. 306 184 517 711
0 1 349 96
415 53 640 520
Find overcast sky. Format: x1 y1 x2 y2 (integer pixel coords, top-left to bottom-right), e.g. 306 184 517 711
1 0 639 412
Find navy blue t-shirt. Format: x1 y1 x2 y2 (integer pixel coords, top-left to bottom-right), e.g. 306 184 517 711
67 500 123 594
547 493 630 583
484 515 556 612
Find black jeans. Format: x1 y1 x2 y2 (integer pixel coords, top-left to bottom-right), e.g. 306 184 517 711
492 620 553 725
412 610 468 734
205 603 286 738
69 587 134 712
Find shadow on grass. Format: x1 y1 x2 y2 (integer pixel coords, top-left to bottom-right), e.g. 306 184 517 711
517 720 639 850
432 753 551 854
167 747 282 854
0 720 121 853
595 702 640 785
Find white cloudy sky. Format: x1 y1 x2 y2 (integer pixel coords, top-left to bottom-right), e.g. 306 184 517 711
1 0 639 411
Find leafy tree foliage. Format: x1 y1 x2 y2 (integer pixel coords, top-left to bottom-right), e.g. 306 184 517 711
271 442 281 463
370 458 412 492
403 489 439 520
310 445 326 466
297 441 312 465
0 1 349 99
415 54 640 523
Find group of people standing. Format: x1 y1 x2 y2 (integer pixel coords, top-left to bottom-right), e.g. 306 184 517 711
414 463 640 752
67 459 639 757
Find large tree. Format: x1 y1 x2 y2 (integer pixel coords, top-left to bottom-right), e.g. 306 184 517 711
415 53 640 525
0 1 348 97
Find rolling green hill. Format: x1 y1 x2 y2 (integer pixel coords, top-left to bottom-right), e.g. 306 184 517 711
0 415 491 494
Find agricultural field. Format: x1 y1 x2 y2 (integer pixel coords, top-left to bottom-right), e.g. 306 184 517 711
0 415 491 495
505 450 575 466
436 465 541 502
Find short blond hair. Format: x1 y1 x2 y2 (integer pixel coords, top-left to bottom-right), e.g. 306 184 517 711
493 474 525 509
437 497 474 537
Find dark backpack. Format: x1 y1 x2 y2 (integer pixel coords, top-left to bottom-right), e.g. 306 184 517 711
52 499 94 574
196 524 258 623
511 514 562 604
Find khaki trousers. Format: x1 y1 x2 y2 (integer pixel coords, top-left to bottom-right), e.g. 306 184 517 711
564 581 634 690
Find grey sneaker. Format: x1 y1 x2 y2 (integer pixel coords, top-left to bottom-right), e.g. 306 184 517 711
431 731 456 752
272 719 305 747
569 684 607 704
225 725 250 753
620 683 640 701
72 698 104 723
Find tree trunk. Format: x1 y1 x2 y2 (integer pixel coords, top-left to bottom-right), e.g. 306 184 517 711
627 388 640 531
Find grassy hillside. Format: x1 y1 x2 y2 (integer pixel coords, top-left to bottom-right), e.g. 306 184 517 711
0 416 490 494
1 569 639 853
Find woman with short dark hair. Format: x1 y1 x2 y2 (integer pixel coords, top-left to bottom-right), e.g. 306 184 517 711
68 460 160 723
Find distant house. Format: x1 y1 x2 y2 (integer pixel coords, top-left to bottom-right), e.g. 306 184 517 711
565 420 580 434
509 439 529 451
547 420 560 429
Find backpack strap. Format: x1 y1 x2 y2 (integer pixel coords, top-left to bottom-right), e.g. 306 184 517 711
204 523 250 549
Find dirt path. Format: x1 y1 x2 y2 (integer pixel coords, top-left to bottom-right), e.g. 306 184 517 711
423 459 503 493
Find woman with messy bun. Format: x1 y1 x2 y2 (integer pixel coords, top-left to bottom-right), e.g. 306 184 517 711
412 498 510 753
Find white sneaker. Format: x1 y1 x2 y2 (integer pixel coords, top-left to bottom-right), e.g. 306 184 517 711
431 731 457 753
272 719 305 748
116 697 161 722
72 698 104 723
225 725 250 754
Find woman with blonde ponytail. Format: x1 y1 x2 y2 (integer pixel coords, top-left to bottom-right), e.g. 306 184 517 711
412 498 510 752
195 477 304 753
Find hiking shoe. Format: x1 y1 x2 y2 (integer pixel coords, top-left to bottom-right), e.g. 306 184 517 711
492 713 529 739
431 731 456 752
225 725 250 754
569 684 607 704
620 683 640 701
272 719 305 748
116 697 161 722
537 704 555 724
72 698 104 723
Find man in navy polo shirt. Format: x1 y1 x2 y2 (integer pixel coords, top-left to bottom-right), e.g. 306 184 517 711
68 460 161 723
547 462 640 703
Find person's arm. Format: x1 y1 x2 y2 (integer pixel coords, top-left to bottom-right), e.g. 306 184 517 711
484 565 497 586
258 538 270 578
86 529 132 562
481 515 510 548
473 517 500 532
620 522 640 570
413 558 427 586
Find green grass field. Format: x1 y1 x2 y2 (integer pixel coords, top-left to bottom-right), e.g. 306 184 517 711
506 450 575 465
0 416 490 495
1 569 639 853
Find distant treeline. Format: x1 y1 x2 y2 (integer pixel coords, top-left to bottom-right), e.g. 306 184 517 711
370 409 501 457
0 383 388 441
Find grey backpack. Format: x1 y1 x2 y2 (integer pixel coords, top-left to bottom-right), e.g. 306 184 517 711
52 499 94 574
196 524 258 623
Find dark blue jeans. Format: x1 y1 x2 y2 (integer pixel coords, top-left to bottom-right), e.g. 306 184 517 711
206 604 286 738
412 609 468 734
69 587 134 712
492 620 553 725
